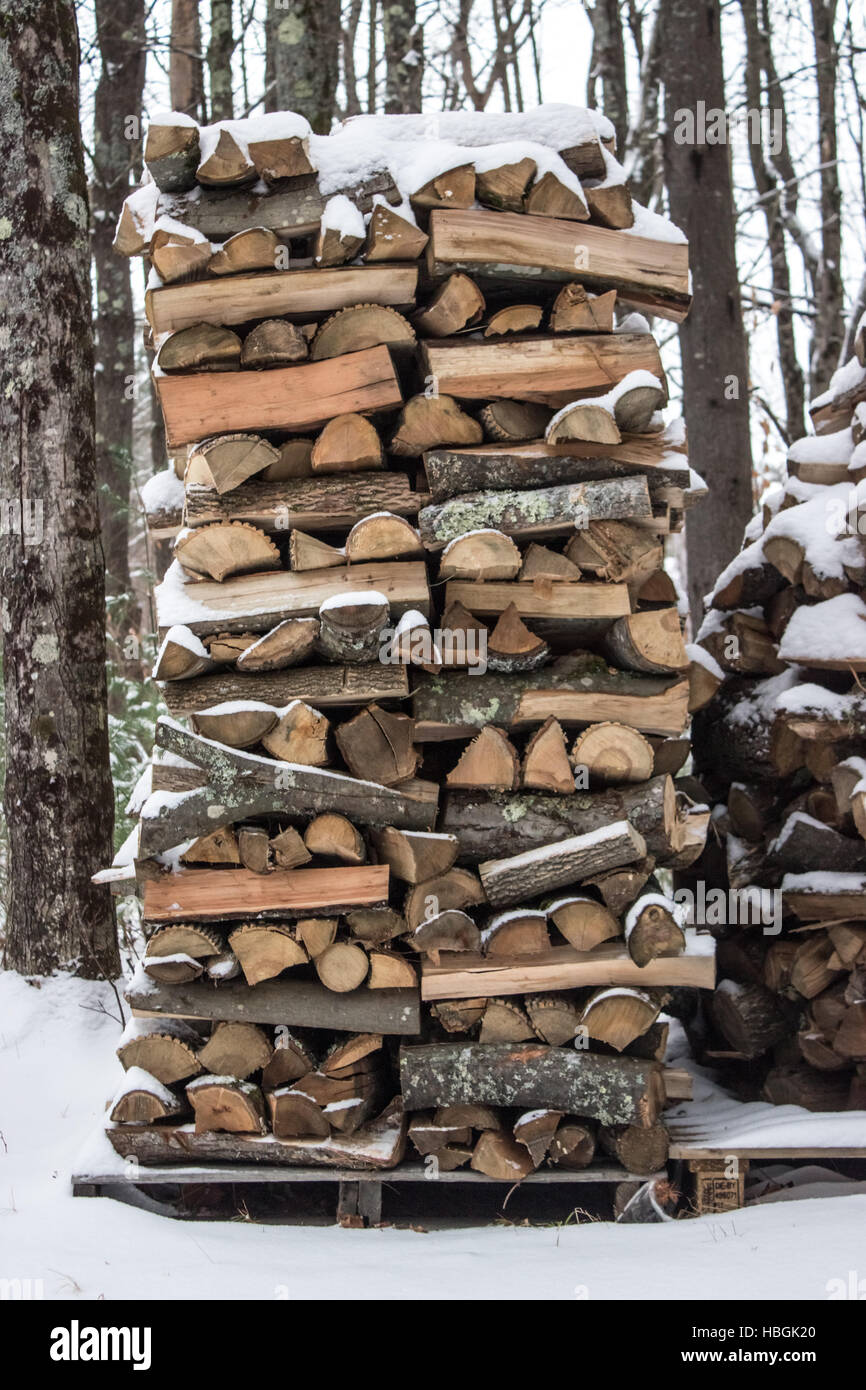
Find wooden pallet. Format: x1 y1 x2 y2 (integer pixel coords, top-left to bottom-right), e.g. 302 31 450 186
71 1159 657 1227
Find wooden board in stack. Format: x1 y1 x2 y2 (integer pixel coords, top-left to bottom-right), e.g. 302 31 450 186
686 327 866 1113
100 102 715 1180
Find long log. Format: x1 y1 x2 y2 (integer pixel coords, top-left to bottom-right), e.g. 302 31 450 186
413 657 690 739
426 209 691 322
439 776 677 863
399 1043 666 1125
156 345 403 448
152 169 400 241
125 973 420 1033
138 719 437 854
421 333 665 408
419 476 652 547
184 472 420 534
158 663 409 716
423 437 690 503
155 560 430 636
479 819 646 906
142 864 389 922
147 265 418 335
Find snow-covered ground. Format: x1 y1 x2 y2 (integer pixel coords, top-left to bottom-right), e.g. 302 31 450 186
0 969 863 1301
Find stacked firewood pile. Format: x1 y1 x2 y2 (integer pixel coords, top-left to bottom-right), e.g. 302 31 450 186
688 324 866 1112
101 103 715 1183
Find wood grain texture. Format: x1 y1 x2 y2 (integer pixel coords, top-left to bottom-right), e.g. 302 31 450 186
142 865 390 921
420 940 716 1000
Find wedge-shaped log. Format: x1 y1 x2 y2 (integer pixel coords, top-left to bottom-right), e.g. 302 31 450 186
156 345 402 448
399 1042 666 1125
426 210 690 322
174 522 280 583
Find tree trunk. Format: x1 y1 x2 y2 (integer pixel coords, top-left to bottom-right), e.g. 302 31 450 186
207 0 234 121
0 1 118 977
383 0 423 112
808 0 844 396
739 0 805 442
170 0 205 119
661 0 753 628
267 0 340 134
92 0 146 602
586 0 629 156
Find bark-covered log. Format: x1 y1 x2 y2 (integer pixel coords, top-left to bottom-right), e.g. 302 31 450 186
399 1043 666 1125
159 662 409 715
419 475 652 548
478 820 646 907
439 776 677 864
424 437 690 503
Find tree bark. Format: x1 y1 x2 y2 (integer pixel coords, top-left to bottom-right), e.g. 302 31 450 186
267 0 340 134
660 0 753 628
808 0 844 396
207 0 234 121
0 1 118 976
170 0 205 119
585 0 629 156
383 0 423 112
92 0 146 601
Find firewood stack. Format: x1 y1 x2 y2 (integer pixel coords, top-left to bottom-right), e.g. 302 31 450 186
688 326 866 1112
100 103 716 1181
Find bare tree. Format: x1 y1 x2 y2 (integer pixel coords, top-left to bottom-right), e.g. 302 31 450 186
0 0 119 977
739 0 805 441
92 0 147 603
808 0 844 394
661 0 754 627
383 0 423 111
584 0 629 155
171 0 206 118
208 0 236 120
266 0 341 132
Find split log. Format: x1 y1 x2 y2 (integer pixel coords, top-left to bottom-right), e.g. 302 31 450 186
438 776 678 864
109 1071 187 1126
486 605 550 673
403 866 486 931
710 982 793 1058
181 826 242 866
399 1042 666 1125
290 532 345 571
144 120 201 191
439 529 521 581
409 1116 473 1155
565 519 663 590
430 999 487 1033
157 323 242 373
583 860 655 916
235 619 320 673
345 513 423 562
315 218 364 268
390 394 483 458
174 522 280 583
603 609 688 674
240 319 308 368
364 202 429 262
549 284 617 333
524 169 588 220
156 346 403 448
238 824 270 874
413 910 481 964
546 399 621 446
484 304 544 336
571 722 655 785
150 232 212 283
227 923 308 985
346 907 407 946
369 827 458 884
199 1022 273 1080
446 726 520 791
187 1078 268 1135
142 954 203 986
335 704 418 786
483 909 550 956
413 273 485 336
584 181 635 229
411 163 475 210
117 1020 203 1085
145 923 223 961
368 951 417 989
518 543 581 583
304 813 366 864
478 998 536 1042
524 994 582 1045
268 1087 330 1138
546 895 621 951
478 819 646 908
599 1123 669 1175
479 400 553 442
426 210 691 322
581 987 661 1051
625 894 685 967
317 591 390 663
475 156 537 211
549 1121 597 1169
208 227 281 275
190 703 277 749
419 475 652 548
295 918 338 958
269 826 312 869
153 626 217 681
264 439 314 481
186 433 279 494
262 700 330 765
310 304 415 361
197 128 256 185
310 413 384 473
521 717 574 793
471 1131 534 1180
